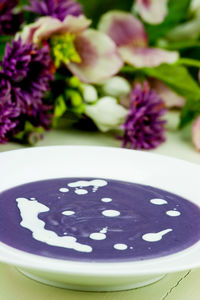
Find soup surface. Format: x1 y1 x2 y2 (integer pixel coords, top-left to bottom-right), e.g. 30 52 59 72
0 178 200 261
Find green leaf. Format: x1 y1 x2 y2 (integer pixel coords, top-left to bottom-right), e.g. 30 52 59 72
0 36 11 61
78 0 134 25
157 39 200 51
19 0 28 7
180 99 200 128
145 0 191 45
176 58 200 68
142 64 200 100
142 63 200 129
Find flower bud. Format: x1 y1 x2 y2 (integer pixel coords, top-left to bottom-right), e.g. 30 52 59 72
81 84 98 103
102 76 131 98
85 96 128 132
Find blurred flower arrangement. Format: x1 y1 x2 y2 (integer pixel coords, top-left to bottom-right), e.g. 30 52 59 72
1 0 200 150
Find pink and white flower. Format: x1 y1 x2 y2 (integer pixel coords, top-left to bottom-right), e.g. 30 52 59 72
18 15 123 84
151 80 185 108
134 0 169 24
98 11 178 68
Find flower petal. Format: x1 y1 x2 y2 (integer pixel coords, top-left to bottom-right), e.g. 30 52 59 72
192 116 200 151
18 15 91 44
151 80 185 108
63 14 91 34
85 96 128 132
119 46 179 68
135 0 169 24
18 17 64 43
98 11 148 47
68 29 123 84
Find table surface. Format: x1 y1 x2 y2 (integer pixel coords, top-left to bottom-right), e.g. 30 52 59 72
0 111 200 300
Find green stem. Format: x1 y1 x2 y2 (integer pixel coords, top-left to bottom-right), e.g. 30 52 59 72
177 58 200 68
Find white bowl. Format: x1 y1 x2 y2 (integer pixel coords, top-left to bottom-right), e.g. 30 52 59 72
0 146 200 291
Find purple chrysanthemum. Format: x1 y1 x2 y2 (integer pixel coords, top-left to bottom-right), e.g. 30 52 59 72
0 0 23 35
2 39 54 128
0 103 20 143
0 75 20 143
25 0 83 21
0 76 12 104
121 81 167 150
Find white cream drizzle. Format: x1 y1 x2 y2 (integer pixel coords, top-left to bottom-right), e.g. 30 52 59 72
100 227 108 234
16 198 92 253
142 229 172 242
68 179 107 194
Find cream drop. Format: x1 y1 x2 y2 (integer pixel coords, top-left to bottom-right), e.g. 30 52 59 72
142 229 172 242
75 189 88 195
114 243 128 250
101 198 112 203
62 210 75 216
102 210 120 217
59 188 69 193
166 210 181 217
89 233 106 240
150 199 168 205
89 227 108 240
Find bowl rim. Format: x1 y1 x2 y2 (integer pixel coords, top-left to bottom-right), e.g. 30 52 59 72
0 145 200 276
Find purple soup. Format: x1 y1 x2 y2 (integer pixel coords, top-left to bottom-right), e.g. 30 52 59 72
0 177 200 262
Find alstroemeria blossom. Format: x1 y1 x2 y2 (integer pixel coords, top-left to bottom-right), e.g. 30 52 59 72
18 15 123 83
85 96 128 132
98 11 178 68
134 0 169 24
119 46 178 68
67 29 123 83
99 10 148 47
19 15 91 44
151 80 185 108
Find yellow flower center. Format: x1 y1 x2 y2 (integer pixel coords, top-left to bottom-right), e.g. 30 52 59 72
51 33 81 68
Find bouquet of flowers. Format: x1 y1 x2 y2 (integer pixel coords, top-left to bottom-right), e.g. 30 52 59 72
1 0 200 150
